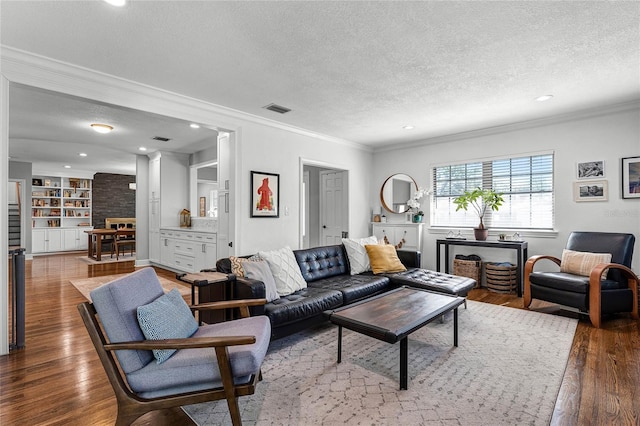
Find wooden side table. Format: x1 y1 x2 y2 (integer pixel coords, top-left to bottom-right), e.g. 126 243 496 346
177 271 235 324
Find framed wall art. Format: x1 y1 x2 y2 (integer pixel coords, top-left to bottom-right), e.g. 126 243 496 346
576 160 604 179
251 171 279 217
573 180 608 202
199 197 206 217
621 156 640 199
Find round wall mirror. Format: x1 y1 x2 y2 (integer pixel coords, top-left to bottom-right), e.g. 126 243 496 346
380 173 417 214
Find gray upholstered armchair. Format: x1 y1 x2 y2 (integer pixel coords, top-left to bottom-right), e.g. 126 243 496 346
523 232 639 327
78 267 270 425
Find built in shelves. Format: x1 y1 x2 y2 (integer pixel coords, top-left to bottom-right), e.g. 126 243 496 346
32 176 92 229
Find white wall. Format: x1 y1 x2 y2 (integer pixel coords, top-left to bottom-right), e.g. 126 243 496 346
372 104 640 272
234 123 373 255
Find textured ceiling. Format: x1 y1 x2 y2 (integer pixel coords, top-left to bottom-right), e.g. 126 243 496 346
2 1 639 173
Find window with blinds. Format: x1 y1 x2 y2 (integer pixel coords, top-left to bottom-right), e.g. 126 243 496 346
431 153 554 230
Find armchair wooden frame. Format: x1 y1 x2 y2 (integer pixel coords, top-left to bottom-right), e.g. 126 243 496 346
524 255 639 328
77 298 267 426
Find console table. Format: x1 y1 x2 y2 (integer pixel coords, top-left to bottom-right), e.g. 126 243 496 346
436 239 528 296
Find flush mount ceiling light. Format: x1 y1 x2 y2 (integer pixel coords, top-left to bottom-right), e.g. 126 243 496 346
190 123 200 129
138 146 147 151
79 153 87 157
90 123 114 134
103 0 126 6
535 95 554 102
403 125 415 130
64 165 71 169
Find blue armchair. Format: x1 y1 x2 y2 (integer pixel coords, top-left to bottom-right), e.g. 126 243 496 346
524 232 639 327
78 267 270 425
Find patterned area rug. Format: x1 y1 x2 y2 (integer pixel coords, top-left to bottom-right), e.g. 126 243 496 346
69 273 191 301
76 253 135 264
183 301 577 425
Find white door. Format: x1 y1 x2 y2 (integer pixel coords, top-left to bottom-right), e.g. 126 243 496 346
320 170 348 245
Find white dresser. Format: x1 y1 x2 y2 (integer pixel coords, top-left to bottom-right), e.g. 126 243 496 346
371 223 424 254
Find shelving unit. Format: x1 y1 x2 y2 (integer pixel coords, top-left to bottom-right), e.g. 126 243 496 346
32 175 93 254
32 176 92 229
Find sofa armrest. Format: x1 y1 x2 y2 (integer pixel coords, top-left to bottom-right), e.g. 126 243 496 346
234 277 267 316
397 250 421 268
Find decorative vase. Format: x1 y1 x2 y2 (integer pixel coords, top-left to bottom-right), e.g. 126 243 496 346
412 214 423 223
474 228 488 241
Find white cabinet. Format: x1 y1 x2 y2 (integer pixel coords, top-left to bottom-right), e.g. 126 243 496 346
32 228 63 253
63 228 92 251
371 223 424 254
195 233 217 270
157 229 217 273
149 152 189 262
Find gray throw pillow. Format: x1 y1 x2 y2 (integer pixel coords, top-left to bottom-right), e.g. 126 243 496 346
243 260 280 303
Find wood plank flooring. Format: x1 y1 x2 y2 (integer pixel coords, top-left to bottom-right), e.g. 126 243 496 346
1 253 638 425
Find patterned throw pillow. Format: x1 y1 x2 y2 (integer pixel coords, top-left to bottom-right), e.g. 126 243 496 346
257 246 307 296
137 288 198 364
342 236 379 275
365 244 407 274
229 255 262 276
560 249 611 279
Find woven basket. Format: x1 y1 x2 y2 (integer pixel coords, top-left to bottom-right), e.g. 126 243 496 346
485 262 517 293
453 258 482 288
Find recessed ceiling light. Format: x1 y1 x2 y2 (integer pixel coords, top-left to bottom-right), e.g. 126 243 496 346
190 123 200 129
90 123 114 134
64 165 71 169
138 146 147 151
535 95 554 102
103 0 126 6
403 125 414 130
79 152 87 157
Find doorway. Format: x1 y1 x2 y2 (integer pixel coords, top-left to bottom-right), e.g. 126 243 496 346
301 163 348 249
8 179 25 248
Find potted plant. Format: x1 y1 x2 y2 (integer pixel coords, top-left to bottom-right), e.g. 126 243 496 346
452 188 504 240
407 187 429 223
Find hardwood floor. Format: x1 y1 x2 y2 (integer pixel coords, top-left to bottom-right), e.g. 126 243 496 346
2 253 639 425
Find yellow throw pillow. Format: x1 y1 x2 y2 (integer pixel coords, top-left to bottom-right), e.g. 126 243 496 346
560 249 611 279
365 244 407 274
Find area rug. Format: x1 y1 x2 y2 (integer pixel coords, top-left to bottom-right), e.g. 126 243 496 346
77 253 136 264
69 273 191 301
183 301 577 425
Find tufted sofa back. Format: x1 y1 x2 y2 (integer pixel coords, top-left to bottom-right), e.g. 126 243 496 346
293 244 348 283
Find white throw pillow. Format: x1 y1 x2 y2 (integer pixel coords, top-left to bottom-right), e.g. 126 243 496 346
242 260 280 303
257 246 307 296
342 236 379 275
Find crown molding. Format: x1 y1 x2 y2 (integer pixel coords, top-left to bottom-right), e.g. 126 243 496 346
0 45 370 152
374 99 640 153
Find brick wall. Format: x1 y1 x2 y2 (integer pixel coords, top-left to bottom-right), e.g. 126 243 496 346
92 173 136 228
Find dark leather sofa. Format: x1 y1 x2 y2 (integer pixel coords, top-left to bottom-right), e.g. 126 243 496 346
216 244 474 339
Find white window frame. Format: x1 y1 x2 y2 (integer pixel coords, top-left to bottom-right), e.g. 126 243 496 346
431 152 555 231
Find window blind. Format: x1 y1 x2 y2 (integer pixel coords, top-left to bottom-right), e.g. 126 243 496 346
431 153 554 230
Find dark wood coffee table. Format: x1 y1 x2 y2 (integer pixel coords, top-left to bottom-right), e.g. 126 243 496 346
325 286 465 390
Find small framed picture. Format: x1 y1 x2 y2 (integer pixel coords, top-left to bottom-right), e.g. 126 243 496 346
199 197 206 217
621 156 640 199
576 160 605 179
573 180 608 202
32 178 43 187
251 171 279 218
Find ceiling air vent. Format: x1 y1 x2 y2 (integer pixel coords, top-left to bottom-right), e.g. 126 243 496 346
152 136 171 142
263 103 291 114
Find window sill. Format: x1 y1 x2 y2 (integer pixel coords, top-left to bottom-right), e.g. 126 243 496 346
427 227 559 239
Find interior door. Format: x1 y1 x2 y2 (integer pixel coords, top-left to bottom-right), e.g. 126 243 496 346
320 170 348 245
